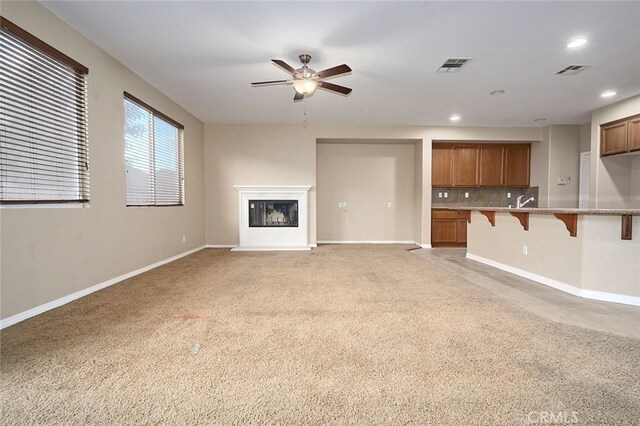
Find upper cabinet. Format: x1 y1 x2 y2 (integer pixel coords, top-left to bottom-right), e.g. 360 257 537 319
600 113 640 156
504 145 531 187
432 145 453 186
453 146 479 186
479 145 505 186
433 142 530 187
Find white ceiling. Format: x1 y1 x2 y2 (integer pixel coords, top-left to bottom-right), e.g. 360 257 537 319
42 1 640 127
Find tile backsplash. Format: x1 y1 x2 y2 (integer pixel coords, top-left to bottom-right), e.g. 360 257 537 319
432 187 539 208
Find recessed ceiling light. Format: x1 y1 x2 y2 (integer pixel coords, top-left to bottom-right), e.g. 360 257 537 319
601 90 617 98
567 38 588 48
534 118 547 122
490 90 505 96
450 115 461 122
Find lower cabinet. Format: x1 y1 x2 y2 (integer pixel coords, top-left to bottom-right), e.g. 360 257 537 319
431 209 467 247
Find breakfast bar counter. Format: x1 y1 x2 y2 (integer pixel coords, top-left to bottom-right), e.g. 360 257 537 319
451 207 640 306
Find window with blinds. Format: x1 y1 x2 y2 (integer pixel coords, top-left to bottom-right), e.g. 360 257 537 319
124 92 184 206
0 17 89 204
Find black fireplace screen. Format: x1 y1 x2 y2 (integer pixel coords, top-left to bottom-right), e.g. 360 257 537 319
249 200 298 227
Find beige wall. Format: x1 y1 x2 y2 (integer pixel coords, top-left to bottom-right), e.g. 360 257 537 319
0 2 205 320
547 125 580 208
317 143 415 242
468 212 640 299
590 95 640 208
530 129 551 207
531 125 581 208
204 124 316 245
204 125 540 246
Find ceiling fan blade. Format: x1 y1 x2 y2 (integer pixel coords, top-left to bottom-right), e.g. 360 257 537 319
251 80 291 86
316 64 352 79
293 92 304 101
272 59 297 75
318 81 352 95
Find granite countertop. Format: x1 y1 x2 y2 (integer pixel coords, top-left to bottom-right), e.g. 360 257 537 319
453 207 640 215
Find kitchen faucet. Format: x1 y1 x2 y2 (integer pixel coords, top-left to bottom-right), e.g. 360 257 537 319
516 195 535 208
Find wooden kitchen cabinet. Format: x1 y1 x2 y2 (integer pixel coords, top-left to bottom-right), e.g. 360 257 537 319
432 145 453 186
431 209 467 247
504 144 531 187
479 145 505 186
600 113 640 156
629 116 640 152
453 146 479 186
601 121 629 156
433 142 530 187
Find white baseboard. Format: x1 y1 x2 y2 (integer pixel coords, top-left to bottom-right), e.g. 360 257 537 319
420 244 432 249
466 253 640 306
205 244 236 249
317 240 418 245
0 245 206 330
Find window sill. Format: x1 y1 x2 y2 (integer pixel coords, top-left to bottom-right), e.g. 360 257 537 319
0 203 90 209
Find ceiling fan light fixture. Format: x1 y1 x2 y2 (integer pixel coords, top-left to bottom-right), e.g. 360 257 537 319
293 78 318 95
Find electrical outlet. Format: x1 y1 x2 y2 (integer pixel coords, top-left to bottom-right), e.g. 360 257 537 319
387 202 392 208
522 245 528 255
444 192 448 198
182 235 186 243
464 192 469 198
438 192 443 198
507 192 511 198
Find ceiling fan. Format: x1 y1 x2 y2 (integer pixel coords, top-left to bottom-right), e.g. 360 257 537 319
251 54 352 101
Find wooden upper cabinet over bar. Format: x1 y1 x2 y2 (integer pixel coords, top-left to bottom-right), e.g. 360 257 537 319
504 144 531 187
479 145 505 186
601 121 629 156
600 113 640 156
432 145 453 186
629 115 640 152
453 146 480 186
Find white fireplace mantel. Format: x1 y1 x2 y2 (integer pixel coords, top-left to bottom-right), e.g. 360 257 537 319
232 185 312 251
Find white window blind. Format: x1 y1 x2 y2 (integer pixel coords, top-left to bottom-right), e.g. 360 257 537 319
124 93 184 206
0 17 89 204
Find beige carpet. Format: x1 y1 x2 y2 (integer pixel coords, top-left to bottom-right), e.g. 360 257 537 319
1 245 639 425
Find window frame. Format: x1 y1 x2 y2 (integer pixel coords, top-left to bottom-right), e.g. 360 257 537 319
0 16 89 206
123 92 185 207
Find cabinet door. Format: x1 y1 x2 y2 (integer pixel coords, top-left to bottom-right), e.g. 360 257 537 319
600 121 628 156
453 146 479 186
431 219 458 245
505 145 530 186
479 145 505 186
432 145 453 186
629 117 640 152
456 218 467 244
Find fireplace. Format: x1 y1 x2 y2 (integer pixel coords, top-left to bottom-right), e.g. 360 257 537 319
249 200 298 227
233 185 311 251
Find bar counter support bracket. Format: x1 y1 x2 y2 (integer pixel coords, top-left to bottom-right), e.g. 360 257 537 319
621 215 633 240
480 210 496 226
553 213 578 237
509 212 529 231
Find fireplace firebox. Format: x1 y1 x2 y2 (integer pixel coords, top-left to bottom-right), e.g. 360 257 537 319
249 200 298 227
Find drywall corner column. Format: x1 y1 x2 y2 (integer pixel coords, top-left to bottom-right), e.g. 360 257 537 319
413 140 424 244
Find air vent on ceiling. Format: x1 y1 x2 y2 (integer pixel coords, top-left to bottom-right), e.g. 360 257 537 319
437 58 472 73
556 65 591 75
